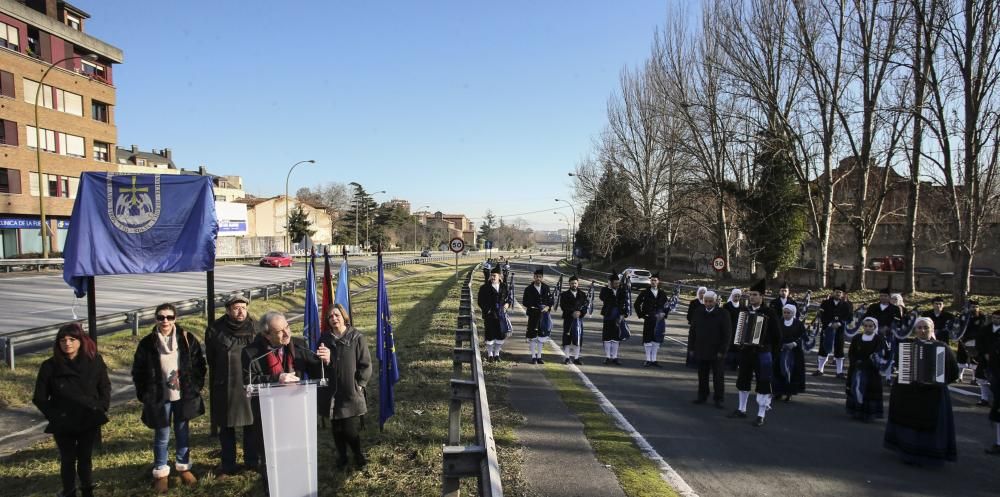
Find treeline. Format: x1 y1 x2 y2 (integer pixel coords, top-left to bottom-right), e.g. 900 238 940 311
573 0 1000 305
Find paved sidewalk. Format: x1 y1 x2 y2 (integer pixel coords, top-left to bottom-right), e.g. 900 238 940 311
504 305 627 497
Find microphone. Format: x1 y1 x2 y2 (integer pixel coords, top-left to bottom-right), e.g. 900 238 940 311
245 349 276 396
300 344 329 387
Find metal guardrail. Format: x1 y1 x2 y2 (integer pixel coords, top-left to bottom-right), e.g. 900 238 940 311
442 264 502 497
0 258 430 369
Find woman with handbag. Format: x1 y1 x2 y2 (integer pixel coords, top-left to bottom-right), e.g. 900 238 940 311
33 323 110 497
131 303 207 493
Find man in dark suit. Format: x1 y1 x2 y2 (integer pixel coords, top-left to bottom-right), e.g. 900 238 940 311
769 281 797 318
477 266 510 362
599 271 629 365
729 279 780 427
560 275 590 365
523 267 554 364
815 285 854 378
692 291 732 408
635 273 670 367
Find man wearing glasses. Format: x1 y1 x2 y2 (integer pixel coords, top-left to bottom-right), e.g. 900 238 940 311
131 303 207 494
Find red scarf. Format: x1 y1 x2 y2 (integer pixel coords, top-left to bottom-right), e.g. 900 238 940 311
263 346 294 376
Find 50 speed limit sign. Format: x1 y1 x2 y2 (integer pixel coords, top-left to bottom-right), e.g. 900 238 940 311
712 256 727 272
449 237 466 253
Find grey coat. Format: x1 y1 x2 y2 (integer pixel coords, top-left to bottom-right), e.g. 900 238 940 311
204 315 256 427
318 327 372 420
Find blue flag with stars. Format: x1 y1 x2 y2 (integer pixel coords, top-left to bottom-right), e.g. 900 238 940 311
376 251 399 429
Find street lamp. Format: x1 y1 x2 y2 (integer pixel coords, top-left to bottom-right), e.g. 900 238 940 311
554 211 571 253
284 160 315 253
414 204 430 251
34 53 98 258
554 198 576 260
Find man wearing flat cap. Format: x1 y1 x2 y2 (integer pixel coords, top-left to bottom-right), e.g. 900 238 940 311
815 284 854 378
523 267 554 364
204 294 259 477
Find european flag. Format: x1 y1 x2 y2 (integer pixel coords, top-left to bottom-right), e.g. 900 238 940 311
303 250 321 351
62 173 218 297
376 251 399 430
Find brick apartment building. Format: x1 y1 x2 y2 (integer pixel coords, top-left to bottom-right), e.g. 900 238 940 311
0 0 122 257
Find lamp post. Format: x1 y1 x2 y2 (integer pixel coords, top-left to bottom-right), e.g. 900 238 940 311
554 198 576 260
414 204 429 251
34 53 98 258
554 211 571 253
284 160 315 253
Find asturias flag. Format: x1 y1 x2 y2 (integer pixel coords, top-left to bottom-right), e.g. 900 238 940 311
334 258 351 320
376 251 399 429
62 173 217 297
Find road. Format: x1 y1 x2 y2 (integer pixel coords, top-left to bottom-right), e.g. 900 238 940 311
504 256 998 497
0 253 445 334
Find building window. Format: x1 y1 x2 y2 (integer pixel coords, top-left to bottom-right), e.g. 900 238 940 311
81 60 107 82
23 80 83 116
26 126 85 157
0 167 21 194
29 173 77 198
137 159 146 167
93 141 109 162
0 70 14 99
92 100 109 123
0 22 19 52
0 120 18 146
65 14 81 31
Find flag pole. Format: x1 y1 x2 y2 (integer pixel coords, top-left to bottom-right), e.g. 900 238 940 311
342 246 352 322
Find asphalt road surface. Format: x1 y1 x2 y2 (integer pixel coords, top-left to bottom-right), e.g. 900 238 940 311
502 256 998 497
0 253 437 334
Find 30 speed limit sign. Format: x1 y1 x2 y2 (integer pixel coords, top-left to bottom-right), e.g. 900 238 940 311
449 237 466 254
712 256 726 272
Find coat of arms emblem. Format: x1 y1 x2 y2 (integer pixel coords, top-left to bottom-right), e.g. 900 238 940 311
106 174 160 233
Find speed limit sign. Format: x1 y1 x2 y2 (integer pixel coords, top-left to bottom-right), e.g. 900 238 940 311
449 237 465 254
712 256 726 272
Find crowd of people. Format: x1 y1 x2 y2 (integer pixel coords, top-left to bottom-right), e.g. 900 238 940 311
31 295 371 496
476 263 1000 468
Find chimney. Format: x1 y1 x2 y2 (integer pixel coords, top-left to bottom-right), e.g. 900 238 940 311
198 166 207 176
162 148 172 160
131 144 138 153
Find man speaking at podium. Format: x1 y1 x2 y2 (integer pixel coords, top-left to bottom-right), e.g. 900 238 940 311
242 311 329 480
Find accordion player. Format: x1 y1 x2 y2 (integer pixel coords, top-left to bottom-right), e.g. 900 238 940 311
733 311 767 346
897 339 947 385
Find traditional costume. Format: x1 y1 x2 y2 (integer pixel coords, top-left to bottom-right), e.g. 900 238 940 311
846 317 888 421
477 266 510 362
522 268 555 364
722 289 742 371
773 303 807 401
816 285 854 378
729 279 780 427
599 271 629 365
560 275 590 365
635 273 670 367
686 287 708 369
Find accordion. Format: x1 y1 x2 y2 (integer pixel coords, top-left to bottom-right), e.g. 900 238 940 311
897 340 946 385
733 312 766 346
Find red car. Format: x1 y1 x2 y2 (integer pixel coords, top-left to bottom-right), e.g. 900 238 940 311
259 252 293 267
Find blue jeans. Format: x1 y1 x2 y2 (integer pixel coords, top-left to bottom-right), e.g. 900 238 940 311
153 400 190 472
219 425 258 472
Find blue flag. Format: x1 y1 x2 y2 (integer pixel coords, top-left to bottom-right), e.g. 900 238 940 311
62 173 217 297
334 259 351 320
376 252 399 429
303 251 321 351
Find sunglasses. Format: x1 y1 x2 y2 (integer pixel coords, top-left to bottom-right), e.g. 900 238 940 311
155 314 176 321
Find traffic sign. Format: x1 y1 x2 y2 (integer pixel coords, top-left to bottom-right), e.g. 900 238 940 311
712 256 726 272
449 237 466 254
485 240 493 250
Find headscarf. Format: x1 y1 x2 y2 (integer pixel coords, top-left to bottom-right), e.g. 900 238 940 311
782 303 797 326
890 293 904 308
727 288 742 308
913 316 936 340
697 286 708 303
862 316 879 332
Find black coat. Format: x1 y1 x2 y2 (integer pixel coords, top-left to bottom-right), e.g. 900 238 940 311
33 353 111 434
865 302 903 330
635 288 669 321
560 289 589 320
686 298 704 324
204 315 257 428
317 327 372 420
887 340 959 430
819 298 853 326
477 282 509 320
599 286 628 319
740 304 781 351
921 310 956 342
522 283 554 312
769 296 798 318
691 307 732 360
131 325 207 429
241 335 323 386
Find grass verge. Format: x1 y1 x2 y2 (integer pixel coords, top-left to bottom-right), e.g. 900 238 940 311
0 262 535 497
541 361 680 497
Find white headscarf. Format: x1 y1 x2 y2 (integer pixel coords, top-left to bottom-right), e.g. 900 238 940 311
697 286 708 303
782 303 797 326
890 293 904 308
862 316 879 331
913 316 936 340
727 288 742 307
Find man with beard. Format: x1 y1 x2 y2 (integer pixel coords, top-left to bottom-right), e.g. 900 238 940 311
560 275 590 365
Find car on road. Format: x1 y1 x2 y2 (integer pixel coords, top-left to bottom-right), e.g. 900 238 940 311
972 267 999 277
259 252 293 268
420 250 432 257
621 268 652 288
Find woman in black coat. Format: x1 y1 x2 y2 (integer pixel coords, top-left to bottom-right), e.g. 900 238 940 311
772 304 807 401
318 303 372 469
33 323 110 497
846 317 889 421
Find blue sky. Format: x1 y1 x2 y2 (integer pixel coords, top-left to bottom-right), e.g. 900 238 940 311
87 1 674 231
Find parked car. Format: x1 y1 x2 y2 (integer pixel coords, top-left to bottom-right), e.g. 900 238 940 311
259 252 293 268
620 268 652 288
420 250 432 257
869 255 904 271
914 266 939 274
971 267 999 277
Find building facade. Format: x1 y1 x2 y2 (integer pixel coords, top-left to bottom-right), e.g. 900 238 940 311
0 0 122 257
237 195 333 247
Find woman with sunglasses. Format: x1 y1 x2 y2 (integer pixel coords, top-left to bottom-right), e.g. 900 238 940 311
33 323 110 497
131 303 207 493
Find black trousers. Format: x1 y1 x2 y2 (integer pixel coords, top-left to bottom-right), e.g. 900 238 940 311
54 428 98 494
736 348 772 394
331 416 365 462
697 358 725 402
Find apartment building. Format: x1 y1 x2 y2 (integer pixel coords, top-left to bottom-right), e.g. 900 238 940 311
0 0 122 257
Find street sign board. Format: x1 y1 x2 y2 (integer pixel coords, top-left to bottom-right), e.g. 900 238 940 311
712 256 726 272
485 240 493 250
449 237 465 254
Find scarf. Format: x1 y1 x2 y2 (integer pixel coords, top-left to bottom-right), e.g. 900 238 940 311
263 346 294 376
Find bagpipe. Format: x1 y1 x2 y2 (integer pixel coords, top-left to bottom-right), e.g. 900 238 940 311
839 304 869 340
652 285 682 343
805 303 866 352
950 301 979 359
553 275 564 311
498 273 516 338
619 276 633 341
565 280 592 346
796 290 812 322
880 306 921 377
587 281 595 316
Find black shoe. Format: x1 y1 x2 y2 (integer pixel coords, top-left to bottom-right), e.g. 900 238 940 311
573 358 583 365
651 361 662 368
714 401 726 409
692 398 707 405
753 416 765 427
604 358 611 365
531 358 538 364
836 373 847 379
564 358 572 364
727 409 748 419
812 371 824 376
977 399 990 407
612 359 622 366
538 358 545 364
643 361 651 367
